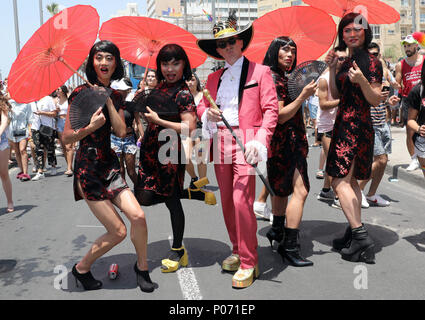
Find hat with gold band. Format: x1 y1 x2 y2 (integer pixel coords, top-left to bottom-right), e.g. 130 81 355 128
197 13 253 60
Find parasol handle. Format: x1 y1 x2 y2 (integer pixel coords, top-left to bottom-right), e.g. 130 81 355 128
141 54 153 90
59 57 93 87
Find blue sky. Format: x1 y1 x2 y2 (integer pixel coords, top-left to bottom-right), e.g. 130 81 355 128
0 1 147 80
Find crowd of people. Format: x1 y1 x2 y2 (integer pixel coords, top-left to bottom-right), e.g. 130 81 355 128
1 11 425 294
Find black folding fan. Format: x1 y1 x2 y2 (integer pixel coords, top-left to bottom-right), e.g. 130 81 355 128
68 87 112 130
288 60 328 101
130 88 180 118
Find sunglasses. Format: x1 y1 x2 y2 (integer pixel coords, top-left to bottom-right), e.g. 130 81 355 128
216 37 239 49
370 52 379 57
337 57 346 61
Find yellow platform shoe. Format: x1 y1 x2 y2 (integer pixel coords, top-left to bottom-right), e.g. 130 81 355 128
161 246 188 273
232 265 259 289
222 254 240 272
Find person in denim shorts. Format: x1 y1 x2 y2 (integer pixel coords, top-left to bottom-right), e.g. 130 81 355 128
111 78 144 185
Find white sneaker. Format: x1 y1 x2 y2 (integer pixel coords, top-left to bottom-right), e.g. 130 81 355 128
406 157 419 171
50 167 57 176
31 172 45 181
361 192 370 209
269 213 273 225
366 194 390 207
253 201 271 220
331 198 342 209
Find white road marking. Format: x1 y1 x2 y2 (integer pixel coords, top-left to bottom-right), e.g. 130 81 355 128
168 235 203 300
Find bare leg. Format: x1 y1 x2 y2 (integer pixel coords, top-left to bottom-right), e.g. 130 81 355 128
406 127 416 157
19 139 28 175
321 136 332 189
367 154 387 196
112 189 149 271
11 142 22 173
332 162 362 229
124 153 138 186
0 149 13 210
418 157 425 178
256 185 270 204
285 169 309 229
183 137 197 179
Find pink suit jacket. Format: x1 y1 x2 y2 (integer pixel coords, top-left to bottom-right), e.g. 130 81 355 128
197 57 279 154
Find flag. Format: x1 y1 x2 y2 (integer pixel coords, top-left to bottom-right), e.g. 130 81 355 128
202 9 213 22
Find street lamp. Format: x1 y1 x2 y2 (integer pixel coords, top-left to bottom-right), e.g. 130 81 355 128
13 0 21 55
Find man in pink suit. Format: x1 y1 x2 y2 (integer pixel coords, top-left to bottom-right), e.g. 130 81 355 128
197 15 279 289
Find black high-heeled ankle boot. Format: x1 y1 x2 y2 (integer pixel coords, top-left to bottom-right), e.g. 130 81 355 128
340 226 375 264
332 225 352 251
134 263 155 293
72 264 102 291
277 228 313 267
266 215 285 248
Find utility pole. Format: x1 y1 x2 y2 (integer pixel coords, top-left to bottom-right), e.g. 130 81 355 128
13 0 21 55
212 0 216 24
412 0 416 33
183 0 188 31
39 0 44 26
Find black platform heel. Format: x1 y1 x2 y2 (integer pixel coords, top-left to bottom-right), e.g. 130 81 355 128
277 228 313 267
340 225 375 264
72 264 102 291
134 263 155 293
266 215 285 248
332 225 353 251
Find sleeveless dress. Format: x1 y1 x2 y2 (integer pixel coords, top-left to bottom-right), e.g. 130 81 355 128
267 70 310 197
69 83 128 202
326 53 383 180
136 80 196 202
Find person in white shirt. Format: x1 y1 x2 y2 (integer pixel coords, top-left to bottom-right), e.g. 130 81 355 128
55 85 74 177
31 93 58 181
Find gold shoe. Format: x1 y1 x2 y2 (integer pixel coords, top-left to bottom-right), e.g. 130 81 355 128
232 265 259 289
193 177 209 189
222 254 240 272
161 246 188 273
202 189 217 205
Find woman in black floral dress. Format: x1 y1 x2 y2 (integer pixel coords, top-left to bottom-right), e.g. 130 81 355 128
263 37 317 267
134 44 197 273
325 13 383 263
63 41 155 293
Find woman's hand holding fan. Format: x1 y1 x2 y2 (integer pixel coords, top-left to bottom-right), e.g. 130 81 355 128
299 80 318 101
88 107 106 132
144 106 160 124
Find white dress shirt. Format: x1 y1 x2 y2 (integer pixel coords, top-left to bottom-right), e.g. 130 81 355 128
201 56 268 163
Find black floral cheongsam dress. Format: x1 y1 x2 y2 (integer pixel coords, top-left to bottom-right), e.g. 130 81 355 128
136 80 196 203
69 83 128 202
326 53 383 180
267 70 310 197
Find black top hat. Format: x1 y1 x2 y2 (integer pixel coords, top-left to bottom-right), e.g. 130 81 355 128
197 12 253 60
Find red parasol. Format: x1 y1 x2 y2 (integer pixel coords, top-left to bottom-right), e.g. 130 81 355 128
244 6 337 64
8 5 99 103
304 0 400 25
99 16 207 76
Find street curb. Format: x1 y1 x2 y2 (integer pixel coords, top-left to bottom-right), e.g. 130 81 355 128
385 163 424 188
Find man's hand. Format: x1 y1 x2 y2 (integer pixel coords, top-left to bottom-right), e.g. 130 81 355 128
207 107 223 123
388 95 400 106
245 145 260 165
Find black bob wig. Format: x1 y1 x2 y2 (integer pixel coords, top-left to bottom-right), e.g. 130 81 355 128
85 40 125 84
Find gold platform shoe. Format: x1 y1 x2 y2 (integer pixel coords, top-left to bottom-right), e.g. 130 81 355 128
232 265 259 289
161 246 188 273
222 254 240 272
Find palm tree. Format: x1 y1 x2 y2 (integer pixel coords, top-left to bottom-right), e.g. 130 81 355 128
46 2 59 16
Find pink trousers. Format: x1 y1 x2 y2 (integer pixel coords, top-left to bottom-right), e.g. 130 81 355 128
214 128 258 269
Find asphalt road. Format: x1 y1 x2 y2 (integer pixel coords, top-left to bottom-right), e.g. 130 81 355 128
1 133 425 301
